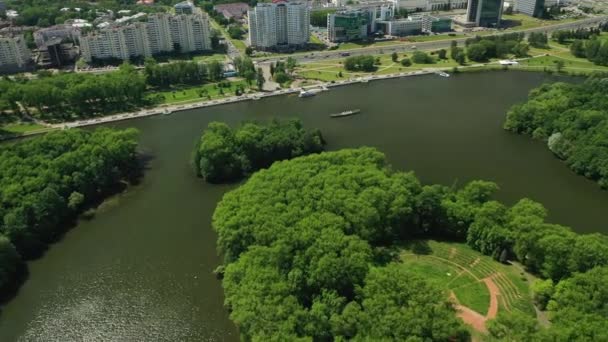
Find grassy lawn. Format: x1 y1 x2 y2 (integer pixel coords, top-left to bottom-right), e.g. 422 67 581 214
148 80 252 105
296 52 457 81
400 240 536 318
2 123 48 134
192 53 228 63
310 34 324 45
501 13 580 31
231 39 248 54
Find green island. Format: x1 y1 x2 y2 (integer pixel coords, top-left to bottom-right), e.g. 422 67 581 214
213 147 608 340
193 119 324 183
0 128 140 296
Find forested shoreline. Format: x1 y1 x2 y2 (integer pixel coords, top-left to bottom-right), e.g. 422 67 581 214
0 128 140 299
193 119 324 183
505 76 608 188
213 148 608 340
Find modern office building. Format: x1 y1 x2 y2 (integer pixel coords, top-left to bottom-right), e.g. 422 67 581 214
378 17 423 36
390 0 468 11
516 0 557 17
327 9 370 42
174 1 196 14
0 34 31 73
466 0 504 27
79 12 211 62
248 0 310 50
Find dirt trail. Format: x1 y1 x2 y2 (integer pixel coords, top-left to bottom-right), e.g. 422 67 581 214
450 275 500 333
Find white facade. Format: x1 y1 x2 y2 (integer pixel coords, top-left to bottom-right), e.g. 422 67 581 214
80 12 211 62
248 1 310 50
0 35 31 69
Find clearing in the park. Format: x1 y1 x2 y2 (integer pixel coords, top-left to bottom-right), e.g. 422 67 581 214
399 240 537 333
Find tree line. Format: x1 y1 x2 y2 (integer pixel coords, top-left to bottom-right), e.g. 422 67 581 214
0 128 140 297
193 119 324 183
505 76 608 189
213 147 608 340
0 59 232 123
464 33 529 62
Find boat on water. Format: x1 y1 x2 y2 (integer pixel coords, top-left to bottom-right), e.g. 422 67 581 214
360 78 369 83
163 108 173 115
299 90 316 98
437 71 450 78
330 109 361 118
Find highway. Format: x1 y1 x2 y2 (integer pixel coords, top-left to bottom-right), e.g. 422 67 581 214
255 15 608 65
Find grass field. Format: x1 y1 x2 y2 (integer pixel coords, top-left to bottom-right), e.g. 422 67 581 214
1 123 49 134
296 52 459 81
148 80 251 104
400 240 536 318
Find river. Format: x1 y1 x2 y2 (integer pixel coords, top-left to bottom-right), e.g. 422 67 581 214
1 71 607 341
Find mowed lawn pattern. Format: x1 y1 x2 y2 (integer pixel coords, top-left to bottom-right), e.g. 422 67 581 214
400 241 535 318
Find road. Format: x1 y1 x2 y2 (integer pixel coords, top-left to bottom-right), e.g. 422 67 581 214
255 16 608 65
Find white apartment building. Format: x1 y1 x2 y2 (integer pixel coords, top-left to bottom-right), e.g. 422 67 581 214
248 0 310 50
80 12 211 62
0 35 31 71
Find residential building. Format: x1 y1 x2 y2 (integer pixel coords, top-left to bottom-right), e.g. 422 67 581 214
327 9 370 42
79 12 211 62
0 34 31 73
248 0 310 50
169 13 212 53
34 25 81 48
214 3 250 20
466 0 504 27
174 1 196 14
38 37 78 67
516 0 557 17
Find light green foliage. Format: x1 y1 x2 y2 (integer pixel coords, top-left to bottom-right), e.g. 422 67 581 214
531 279 554 310
194 119 324 183
214 148 469 340
344 55 376 72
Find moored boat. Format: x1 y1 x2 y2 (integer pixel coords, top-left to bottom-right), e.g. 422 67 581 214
330 109 361 118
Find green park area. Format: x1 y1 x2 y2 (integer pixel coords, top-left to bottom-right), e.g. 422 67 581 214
501 13 580 31
148 79 251 105
400 240 536 319
295 52 458 82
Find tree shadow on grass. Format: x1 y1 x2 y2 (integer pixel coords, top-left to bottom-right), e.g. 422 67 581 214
402 240 432 255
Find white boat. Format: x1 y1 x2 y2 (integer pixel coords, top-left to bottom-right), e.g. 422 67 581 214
330 109 361 118
437 71 450 78
360 78 369 83
299 90 316 98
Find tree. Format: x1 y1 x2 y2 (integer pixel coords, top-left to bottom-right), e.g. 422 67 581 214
256 68 265 90
391 52 398 62
344 55 376 72
467 43 488 62
245 46 253 56
412 51 434 64
400 58 412 67
437 49 447 59
555 59 565 72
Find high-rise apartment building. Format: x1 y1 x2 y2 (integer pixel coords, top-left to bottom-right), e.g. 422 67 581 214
79 12 211 62
466 0 504 27
0 35 32 73
516 0 557 17
248 0 310 50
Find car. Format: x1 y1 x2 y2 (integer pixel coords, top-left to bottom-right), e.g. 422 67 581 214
411 46 417 49
340 52 350 57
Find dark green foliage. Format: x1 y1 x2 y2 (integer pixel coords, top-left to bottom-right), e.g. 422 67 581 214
0 63 146 121
400 58 412 67
214 148 470 340
464 34 528 61
0 128 139 296
411 51 434 64
144 58 223 88
504 77 608 188
528 32 549 48
0 128 139 258
343 55 376 72
194 119 324 183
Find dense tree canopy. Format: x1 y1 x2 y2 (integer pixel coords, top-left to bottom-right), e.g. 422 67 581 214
193 119 324 183
504 76 608 188
215 148 469 340
0 128 139 300
213 147 608 340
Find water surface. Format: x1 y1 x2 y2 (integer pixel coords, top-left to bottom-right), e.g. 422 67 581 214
1 71 607 341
